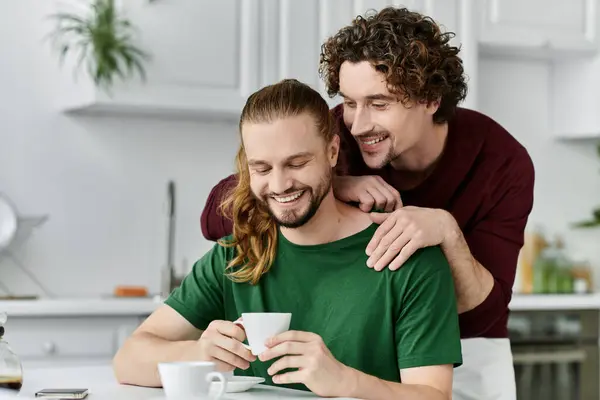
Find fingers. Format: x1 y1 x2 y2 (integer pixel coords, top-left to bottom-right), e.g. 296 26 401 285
375 176 402 210
208 343 252 370
212 334 256 363
260 341 306 362
372 231 412 271
365 187 392 212
266 330 317 346
357 191 375 213
215 321 247 343
374 176 402 212
272 369 305 385
267 355 305 376
388 240 419 271
366 213 398 257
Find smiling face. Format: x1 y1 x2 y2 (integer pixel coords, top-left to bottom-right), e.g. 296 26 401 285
242 113 339 228
339 61 437 170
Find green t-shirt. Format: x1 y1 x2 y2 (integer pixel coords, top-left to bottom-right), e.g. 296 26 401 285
165 223 462 391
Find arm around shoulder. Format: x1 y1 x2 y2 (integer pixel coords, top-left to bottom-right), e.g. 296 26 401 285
454 149 535 337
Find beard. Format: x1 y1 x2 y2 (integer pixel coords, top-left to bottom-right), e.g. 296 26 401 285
354 132 398 170
253 167 332 229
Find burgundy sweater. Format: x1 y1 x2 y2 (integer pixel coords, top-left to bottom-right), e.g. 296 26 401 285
199 105 535 339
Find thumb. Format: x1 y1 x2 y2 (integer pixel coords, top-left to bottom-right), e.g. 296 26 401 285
370 212 391 224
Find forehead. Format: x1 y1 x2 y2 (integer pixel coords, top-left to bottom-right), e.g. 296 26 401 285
339 61 391 99
241 114 323 163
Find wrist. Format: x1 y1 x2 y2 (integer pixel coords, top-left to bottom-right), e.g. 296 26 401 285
178 340 202 362
440 209 461 247
340 365 361 398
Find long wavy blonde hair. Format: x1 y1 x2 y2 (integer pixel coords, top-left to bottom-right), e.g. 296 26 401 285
218 79 337 285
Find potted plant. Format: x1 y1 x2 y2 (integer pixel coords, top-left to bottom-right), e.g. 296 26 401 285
47 0 151 93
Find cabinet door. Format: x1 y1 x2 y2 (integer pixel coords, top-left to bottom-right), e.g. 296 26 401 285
56 0 263 119
6 316 144 365
478 0 600 58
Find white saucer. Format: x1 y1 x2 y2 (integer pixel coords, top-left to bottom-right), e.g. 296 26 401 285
213 376 265 393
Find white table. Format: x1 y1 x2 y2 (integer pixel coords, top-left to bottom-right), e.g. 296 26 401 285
13 365 356 399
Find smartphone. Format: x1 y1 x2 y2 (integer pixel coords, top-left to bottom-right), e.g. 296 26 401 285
35 388 88 399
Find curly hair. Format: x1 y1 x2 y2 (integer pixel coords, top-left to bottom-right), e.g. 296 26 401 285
218 79 337 285
319 7 468 124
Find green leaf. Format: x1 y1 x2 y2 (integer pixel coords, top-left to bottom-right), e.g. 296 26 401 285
48 0 150 91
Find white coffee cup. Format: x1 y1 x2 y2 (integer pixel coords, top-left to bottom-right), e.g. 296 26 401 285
234 312 292 356
158 361 227 399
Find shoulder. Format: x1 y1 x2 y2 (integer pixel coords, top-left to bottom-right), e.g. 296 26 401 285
453 108 535 187
196 235 237 273
387 245 452 287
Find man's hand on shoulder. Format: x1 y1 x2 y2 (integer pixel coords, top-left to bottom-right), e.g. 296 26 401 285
259 330 357 398
367 206 459 271
333 175 403 213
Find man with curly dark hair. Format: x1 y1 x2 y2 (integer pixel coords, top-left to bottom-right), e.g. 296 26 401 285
200 7 533 400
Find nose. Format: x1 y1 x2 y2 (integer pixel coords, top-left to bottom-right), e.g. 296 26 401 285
349 107 374 136
269 168 293 195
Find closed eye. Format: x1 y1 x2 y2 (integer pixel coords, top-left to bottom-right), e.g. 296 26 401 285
289 161 309 169
371 103 389 110
252 167 271 175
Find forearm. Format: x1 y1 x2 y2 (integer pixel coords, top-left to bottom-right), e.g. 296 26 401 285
440 213 495 314
113 332 197 387
347 368 449 400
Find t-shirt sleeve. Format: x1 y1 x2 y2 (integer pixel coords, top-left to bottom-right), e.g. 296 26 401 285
163 242 230 330
393 246 463 370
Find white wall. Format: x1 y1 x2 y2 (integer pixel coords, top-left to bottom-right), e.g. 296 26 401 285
477 57 600 289
0 1 239 297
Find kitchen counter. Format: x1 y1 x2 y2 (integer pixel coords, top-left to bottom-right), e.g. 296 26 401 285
1 293 599 318
0 297 162 317
509 293 600 311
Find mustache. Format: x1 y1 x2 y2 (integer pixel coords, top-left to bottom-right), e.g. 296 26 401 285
354 131 390 140
264 187 307 197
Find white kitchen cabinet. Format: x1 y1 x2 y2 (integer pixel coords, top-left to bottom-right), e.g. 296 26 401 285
54 0 264 120
273 0 479 109
53 0 479 118
550 55 600 139
478 0 600 59
5 315 146 368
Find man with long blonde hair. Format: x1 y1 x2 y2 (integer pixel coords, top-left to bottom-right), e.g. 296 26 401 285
113 79 462 400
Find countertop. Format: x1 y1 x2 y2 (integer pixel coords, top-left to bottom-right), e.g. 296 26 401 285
509 293 600 311
15 365 348 399
1 293 600 318
0 297 162 317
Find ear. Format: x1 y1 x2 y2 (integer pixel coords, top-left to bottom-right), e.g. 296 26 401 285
328 134 340 168
424 98 441 116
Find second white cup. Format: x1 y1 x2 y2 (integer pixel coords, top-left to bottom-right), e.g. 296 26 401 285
234 312 292 356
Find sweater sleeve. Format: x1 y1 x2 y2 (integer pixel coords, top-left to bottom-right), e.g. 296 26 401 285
200 174 238 241
458 148 535 338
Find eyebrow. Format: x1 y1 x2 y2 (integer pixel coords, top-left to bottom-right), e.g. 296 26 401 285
248 152 314 166
338 91 397 102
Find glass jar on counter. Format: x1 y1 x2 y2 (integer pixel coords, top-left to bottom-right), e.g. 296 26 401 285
532 236 574 294
0 312 23 396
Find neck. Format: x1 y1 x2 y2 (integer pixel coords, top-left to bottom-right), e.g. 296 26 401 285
279 189 371 246
390 121 448 171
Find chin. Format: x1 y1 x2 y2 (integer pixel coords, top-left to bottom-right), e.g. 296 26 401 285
362 156 389 170
359 149 391 169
